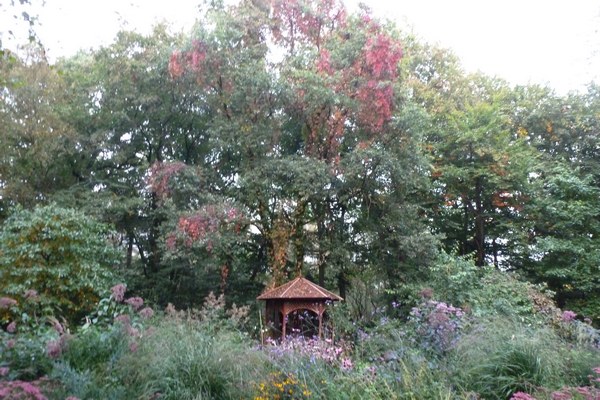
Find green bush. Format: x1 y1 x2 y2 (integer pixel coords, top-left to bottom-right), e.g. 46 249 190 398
0 330 55 381
61 325 128 373
0 204 120 326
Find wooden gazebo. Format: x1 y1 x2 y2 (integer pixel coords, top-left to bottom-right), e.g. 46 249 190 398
257 277 343 340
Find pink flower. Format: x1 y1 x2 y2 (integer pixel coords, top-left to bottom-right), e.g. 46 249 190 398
6 339 15 349
129 341 138 352
125 297 144 310
6 321 16 333
46 340 62 359
341 358 353 370
419 287 434 299
111 284 127 302
0 297 17 309
51 320 64 334
126 326 139 337
510 392 536 400
551 390 573 400
24 290 38 300
0 367 9 376
114 314 131 325
562 310 577 322
139 307 154 319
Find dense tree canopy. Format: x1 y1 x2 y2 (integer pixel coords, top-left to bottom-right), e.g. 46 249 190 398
1 0 599 324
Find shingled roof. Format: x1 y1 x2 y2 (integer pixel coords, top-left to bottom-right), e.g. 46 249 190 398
257 277 343 301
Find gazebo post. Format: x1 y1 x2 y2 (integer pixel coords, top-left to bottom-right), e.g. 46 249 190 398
282 313 287 340
318 311 323 339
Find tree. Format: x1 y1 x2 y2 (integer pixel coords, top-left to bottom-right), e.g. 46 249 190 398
166 0 435 296
0 46 79 220
0 204 119 325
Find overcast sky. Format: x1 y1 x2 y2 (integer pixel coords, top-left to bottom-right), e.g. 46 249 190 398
2 0 599 94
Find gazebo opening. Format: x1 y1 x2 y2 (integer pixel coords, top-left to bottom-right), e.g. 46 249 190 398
286 308 320 337
257 277 343 341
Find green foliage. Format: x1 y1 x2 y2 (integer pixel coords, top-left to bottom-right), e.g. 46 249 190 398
61 325 128 374
0 204 120 325
0 329 55 381
49 325 130 400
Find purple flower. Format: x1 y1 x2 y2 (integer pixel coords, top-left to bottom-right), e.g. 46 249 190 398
0 367 8 377
6 321 16 333
111 284 127 302
125 297 144 310
0 297 17 309
139 307 154 319
562 310 577 323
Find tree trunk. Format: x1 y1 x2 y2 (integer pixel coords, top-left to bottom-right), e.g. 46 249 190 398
474 176 485 266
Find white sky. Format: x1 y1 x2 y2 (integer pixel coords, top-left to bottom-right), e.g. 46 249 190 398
2 0 599 94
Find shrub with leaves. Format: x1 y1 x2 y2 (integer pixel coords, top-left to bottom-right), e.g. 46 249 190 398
0 205 120 326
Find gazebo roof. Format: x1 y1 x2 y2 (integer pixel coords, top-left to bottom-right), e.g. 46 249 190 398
257 277 343 301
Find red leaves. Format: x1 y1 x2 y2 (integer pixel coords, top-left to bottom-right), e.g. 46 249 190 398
355 81 394 132
172 206 245 249
316 49 333 74
349 28 402 133
299 11 403 158
168 51 183 78
146 161 188 200
168 40 207 79
363 34 403 81
271 0 347 50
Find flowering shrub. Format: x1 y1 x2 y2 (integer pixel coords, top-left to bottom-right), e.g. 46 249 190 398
254 372 311 400
547 366 600 400
164 292 250 332
0 379 48 400
408 300 466 354
562 310 577 323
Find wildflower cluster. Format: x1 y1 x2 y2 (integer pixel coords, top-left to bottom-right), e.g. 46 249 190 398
89 284 155 328
254 372 311 400
548 366 600 400
0 378 50 400
164 292 250 331
265 336 352 370
408 300 466 354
